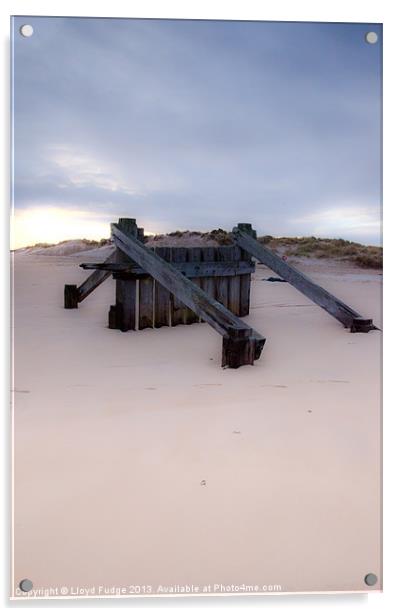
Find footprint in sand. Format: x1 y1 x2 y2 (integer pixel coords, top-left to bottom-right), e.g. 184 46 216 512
193 384 222 388
314 379 349 384
260 384 288 389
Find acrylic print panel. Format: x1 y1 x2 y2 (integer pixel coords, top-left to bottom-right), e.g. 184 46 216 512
11 16 382 599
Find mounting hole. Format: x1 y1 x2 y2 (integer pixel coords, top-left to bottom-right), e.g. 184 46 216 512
364 573 378 586
20 24 34 38
19 579 33 592
365 31 378 44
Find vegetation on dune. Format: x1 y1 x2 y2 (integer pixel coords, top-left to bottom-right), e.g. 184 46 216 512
25 238 111 249
23 233 381 269
203 229 233 245
149 229 233 245
145 231 382 268
257 235 382 269
26 242 56 249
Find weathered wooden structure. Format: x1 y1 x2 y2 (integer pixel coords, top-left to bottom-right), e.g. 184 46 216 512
64 217 375 369
65 218 265 368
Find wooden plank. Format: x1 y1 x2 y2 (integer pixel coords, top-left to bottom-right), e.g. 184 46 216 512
233 225 376 331
138 277 154 329
239 244 252 318
185 247 201 324
229 245 242 316
215 246 230 308
201 247 216 304
115 276 136 331
154 246 171 328
170 247 186 326
111 223 266 367
76 250 117 302
239 273 251 317
79 260 255 277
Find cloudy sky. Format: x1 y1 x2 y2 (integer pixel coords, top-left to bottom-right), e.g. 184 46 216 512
11 17 382 248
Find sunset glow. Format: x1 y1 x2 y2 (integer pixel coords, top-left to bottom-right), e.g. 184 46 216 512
11 207 110 249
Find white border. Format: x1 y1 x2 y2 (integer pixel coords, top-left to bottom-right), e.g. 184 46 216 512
2 1 398 614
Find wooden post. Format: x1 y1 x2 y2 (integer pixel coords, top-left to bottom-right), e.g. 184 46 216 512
108 304 117 329
64 284 79 309
222 326 256 368
111 218 138 331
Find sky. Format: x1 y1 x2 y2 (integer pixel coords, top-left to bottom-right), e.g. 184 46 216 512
11 17 382 248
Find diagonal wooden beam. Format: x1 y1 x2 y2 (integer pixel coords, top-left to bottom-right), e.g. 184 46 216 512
233 225 376 333
64 250 118 307
77 250 118 301
111 222 265 367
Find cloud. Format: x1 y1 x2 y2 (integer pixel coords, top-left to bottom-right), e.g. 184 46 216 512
289 203 381 242
12 17 382 246
47 144 141 194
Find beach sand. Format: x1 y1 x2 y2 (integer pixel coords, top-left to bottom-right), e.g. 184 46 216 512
11 253 382 597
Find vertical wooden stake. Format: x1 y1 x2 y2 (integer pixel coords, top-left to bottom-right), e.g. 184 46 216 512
185 247 201 324
201 246 216 304
110 218 138 331
138 277 154 329
115 277 136 331
170 247 186 326
64 284 79 309
215 247 229 308
222 327 256 368
154 247 171 327
229 246 242 316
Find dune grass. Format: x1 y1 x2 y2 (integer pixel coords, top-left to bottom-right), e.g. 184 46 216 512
257 235 382 269
149 230 382 268
23 233 381 269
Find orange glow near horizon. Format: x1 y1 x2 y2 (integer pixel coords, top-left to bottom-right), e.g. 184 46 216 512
10 205 381 250
11 207 113 250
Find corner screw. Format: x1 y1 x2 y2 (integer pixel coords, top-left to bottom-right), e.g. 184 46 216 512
19 579 33 592
364 573 378 586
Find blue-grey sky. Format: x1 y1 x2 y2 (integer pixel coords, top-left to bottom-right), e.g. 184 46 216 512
11 17 382 247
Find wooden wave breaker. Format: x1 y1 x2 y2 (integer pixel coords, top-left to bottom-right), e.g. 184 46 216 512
64 218 376 368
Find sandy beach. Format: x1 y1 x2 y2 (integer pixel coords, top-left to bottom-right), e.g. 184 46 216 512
12 252 382 597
